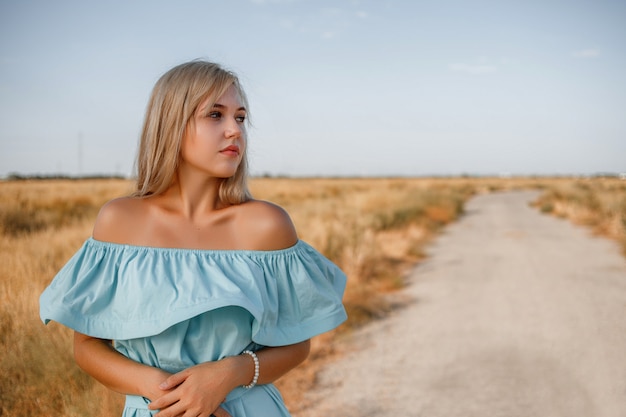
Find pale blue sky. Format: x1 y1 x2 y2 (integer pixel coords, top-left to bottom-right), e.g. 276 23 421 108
1 0 624 177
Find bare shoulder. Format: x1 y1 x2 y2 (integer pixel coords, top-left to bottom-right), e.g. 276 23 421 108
92 196 147 243
234 200 298 251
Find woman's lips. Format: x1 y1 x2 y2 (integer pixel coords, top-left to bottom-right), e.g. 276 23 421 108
220 145 240 156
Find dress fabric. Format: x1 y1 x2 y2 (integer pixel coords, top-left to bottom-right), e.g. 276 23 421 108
39 238 347 417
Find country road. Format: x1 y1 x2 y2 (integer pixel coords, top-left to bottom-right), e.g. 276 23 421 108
294 191 626 417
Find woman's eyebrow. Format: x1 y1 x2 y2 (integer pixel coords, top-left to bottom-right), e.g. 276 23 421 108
212 103 247 112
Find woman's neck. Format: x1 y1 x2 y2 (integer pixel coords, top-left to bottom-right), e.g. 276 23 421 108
163 174 225 221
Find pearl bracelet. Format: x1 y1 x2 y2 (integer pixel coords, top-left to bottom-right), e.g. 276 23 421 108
241 350 259 389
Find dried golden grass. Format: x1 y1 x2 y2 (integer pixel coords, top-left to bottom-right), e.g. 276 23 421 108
0 180 130 416
531 177 626 255
0 179 133 236
1 176 624 416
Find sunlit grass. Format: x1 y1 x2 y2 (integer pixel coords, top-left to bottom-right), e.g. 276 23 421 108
531 178 626 255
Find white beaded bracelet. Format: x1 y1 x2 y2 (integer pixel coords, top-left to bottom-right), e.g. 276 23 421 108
241 350 259 389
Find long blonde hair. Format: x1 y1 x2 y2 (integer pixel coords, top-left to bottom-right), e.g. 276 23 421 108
133 60 252 204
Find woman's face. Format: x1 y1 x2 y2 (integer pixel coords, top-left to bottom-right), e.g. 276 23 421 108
180 84 247 179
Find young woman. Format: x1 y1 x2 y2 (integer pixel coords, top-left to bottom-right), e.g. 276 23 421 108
40 60 347 417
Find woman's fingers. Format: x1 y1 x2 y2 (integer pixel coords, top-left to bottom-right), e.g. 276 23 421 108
148 391 178 411
152 401 183 417
159 370 189 390
154 401 225 417
213 406 233 417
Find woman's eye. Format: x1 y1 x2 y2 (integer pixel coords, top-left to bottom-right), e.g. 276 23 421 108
208 111 222 119
236 115 246 123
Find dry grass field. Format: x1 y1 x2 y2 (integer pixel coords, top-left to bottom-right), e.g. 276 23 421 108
531 178 626 256
1 176 624 416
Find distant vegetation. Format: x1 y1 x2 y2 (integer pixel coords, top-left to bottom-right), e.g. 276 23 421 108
1 176 624 416
4 173 128 181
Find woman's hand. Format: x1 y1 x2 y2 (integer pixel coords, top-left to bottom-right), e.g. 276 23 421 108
149 359 243 417
148 341 310 416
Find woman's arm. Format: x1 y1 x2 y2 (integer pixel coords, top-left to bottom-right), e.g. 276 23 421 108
252 340 311 385
149 340 311 417
73 331 172 401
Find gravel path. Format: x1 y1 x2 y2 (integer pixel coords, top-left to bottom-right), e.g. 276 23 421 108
294 190 626 417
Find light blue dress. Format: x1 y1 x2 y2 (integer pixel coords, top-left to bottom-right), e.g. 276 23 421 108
39 238 347 417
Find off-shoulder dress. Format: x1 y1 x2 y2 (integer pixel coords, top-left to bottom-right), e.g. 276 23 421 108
40 238 347 417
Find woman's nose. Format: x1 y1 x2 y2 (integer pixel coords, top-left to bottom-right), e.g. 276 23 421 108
225 119 242 139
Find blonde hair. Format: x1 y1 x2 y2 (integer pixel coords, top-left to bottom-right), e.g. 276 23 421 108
133 60 252 204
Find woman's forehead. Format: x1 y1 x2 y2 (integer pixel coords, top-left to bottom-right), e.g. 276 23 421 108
199 84 245 111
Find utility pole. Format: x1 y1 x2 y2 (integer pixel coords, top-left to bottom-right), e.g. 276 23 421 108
78 132 83 176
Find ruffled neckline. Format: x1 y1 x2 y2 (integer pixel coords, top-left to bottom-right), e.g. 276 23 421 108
40 237 347 343
86 237 305 256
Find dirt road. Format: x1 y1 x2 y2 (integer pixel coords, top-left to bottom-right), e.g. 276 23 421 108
294 191 626 417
